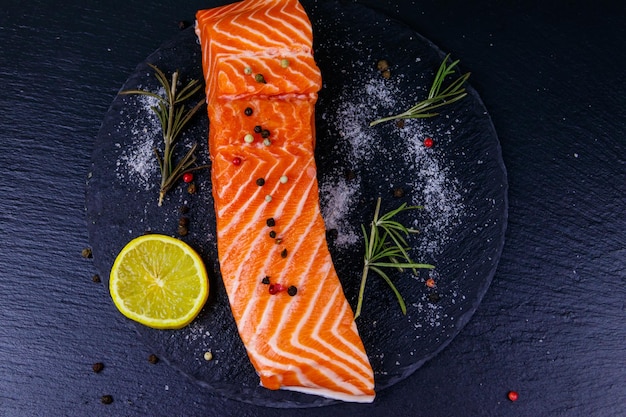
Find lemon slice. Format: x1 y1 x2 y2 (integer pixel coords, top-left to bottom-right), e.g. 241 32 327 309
109 234 209 329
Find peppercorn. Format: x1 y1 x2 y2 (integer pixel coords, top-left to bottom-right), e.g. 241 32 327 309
393 187 405 198
287 286 297 296
261 129 270 138
266 218 276 227
182 172 194 183
178 225 188 236
254 74 266 83
187 183 197 194
507 391 519 402
92 362 104 373
100 395 113 405
179 217 189 227
275 238 283 245
148 354 159 364
262 276 270 285
423 137 434 148
428 293 441 303
256 178 265 186
281 249 288 258
376 59 389 72
244 107 253 116
396 119 405 128
254 125 262 133
204 351 213 361
280 58 290 68
81 248 93 259
232 157 242 165
269 231 276 238
92 274 101 283
381 69 391 79
244 133 254 143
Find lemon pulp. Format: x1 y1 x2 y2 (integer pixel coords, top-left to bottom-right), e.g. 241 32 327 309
109 234 209 329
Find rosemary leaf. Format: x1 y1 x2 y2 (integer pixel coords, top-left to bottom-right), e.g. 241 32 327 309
121 64 208 206
355 197 435 319
369 54 470 127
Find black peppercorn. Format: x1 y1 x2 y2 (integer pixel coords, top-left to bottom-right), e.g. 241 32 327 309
287 286 297 296
92 274 101 283
148 354 159 364
254 125 262 133
101 395 113 405
244 107 253 116
266 218 275 227
92 362 104 373
262 276 270 285
261 129 270 138
256 178 265 186
393 187 405 198
269 231 276 238
281 249 288 258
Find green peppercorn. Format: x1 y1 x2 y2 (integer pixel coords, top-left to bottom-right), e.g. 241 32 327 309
255 74 266 83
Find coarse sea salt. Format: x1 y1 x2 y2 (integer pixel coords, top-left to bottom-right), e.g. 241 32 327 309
116 88 163 191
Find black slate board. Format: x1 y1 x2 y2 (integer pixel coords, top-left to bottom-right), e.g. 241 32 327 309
86 0 507 408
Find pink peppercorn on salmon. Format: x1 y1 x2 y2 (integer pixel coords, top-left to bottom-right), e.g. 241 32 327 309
195 0 375 403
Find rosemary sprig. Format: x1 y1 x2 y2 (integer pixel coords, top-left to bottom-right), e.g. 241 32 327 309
355 197 435 319
121 64 206 206
369 54 470 127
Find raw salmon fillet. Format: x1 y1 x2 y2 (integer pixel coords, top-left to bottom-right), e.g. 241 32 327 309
196 0 375 403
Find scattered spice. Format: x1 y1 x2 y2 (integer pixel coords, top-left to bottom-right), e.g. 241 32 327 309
92 362 104 373
244 66 252 75
182 172 194 183
204 351 213 361
279 175 288 184
92 274 101 283
81 248 93 259
178 225 189 236
261 129 270 138
424 137 434 148
269 231 277 238
256 178 266 186
254 74 266 83
244 133 254 143
287 286 298 296
100 395 113 405
381 69 391 79
507 391 519 402
187 183 197 195
179 205 190 214
269 283 285 294
393 187 405 198
280 58 290 68
232 157 242 165
425 278 436 288
376 59 389 72
428 293 441 303
179 217 189 227
266 218 276 227
244 107 253 116
265 195 273 202
281 248 288 258
262 276 270 285
275 238 283 245
148 354 159 364
263 138 272 146
395 119 405 128
254 125 262 133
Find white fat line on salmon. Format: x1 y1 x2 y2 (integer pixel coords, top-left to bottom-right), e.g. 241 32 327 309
311 284 374 379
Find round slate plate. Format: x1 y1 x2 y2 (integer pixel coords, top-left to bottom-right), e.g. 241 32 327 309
86 0 507 408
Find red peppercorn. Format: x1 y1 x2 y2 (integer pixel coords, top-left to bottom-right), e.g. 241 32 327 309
269 283 285 294
182 172 194 183
424 137 434 148
425 278 436 288
507 391 519 402
232 157 242 165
